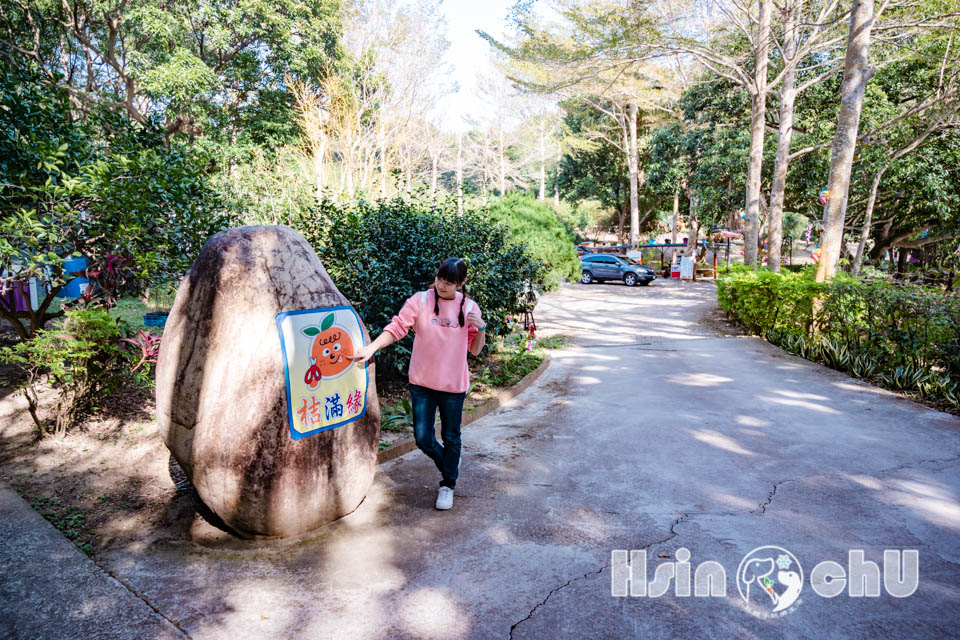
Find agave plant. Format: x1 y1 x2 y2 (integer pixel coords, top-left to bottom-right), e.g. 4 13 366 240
786 335 810 359
764 329 783 347
882 365 927 391
820 338 851 371
942 380 959 408
849 353 878 379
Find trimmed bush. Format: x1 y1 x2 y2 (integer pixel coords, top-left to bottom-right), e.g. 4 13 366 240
717 266 960 407
298 196 546 386
486 193 580 289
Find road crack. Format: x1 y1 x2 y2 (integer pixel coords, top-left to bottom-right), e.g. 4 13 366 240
751 454 960 517
508 512 692 638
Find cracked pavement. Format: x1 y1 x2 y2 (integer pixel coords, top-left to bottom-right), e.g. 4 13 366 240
8 280 960 639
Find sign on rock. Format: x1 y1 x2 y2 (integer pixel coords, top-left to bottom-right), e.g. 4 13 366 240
277 306 368 439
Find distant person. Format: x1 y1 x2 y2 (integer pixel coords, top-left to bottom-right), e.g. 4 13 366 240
350 257 485 510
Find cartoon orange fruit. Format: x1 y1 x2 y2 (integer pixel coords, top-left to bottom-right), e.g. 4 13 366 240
302 313 354 388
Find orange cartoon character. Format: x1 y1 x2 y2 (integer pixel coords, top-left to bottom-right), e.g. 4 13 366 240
302 313 355 389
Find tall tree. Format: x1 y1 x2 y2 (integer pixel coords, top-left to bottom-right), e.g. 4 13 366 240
742 0 773 266
0 0 342 146
481 2 678 248
816 0 876 282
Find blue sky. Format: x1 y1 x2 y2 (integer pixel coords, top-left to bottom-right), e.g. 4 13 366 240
434 0 515 131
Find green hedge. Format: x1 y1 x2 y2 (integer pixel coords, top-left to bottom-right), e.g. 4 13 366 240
717 266 960 407
298 196 545 386
486 193 580 289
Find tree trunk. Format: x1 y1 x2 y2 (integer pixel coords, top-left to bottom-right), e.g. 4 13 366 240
687 187 699 256
896 248 907 273
22 384 42 433
766 2 799 273
627 102 640 249
338 156 347 200
744 0 772 266
430 152 438 201
456 130 464 215
379 121 387 199
539 120 546 201
499 123 506 195
314 137 327 204
671 188 679 262
554 142 561 208
816 0 875 282
618 206 626 247
345 146 355 200
852 124 938 274
852 163 888 275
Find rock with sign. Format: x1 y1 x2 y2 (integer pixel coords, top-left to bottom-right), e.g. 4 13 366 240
155 225 380 539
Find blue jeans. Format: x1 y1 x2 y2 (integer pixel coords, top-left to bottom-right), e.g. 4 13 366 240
409 383 465 489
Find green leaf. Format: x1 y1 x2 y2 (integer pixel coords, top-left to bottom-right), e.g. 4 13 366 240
320 313 335 332
302 326 320 337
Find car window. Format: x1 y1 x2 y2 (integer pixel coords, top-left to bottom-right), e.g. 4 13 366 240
582 255 600 262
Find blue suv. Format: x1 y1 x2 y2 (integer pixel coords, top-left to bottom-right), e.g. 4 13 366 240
580 254 657 286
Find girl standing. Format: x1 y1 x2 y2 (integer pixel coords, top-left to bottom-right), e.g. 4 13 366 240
350 257 486 510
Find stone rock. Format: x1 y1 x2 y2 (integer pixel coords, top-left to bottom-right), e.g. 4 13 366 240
155 226 380 538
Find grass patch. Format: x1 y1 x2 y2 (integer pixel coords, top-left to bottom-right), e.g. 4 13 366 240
23 494 96 555
473 333 550 391
537 334 568 349
110 297 148 332
381 396 412 432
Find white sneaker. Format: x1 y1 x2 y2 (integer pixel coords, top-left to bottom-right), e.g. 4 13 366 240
435 486 454 510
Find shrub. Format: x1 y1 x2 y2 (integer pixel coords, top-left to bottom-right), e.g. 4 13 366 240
299 196 546 386
717 266 960 407
0 309 159 435
716 266 822 337
486 193 580 289
0 59 229 340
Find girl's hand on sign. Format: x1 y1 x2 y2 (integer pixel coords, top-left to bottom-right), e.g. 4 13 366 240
348 344 375 364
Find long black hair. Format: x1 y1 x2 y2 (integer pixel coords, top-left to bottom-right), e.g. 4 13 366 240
432 257 469 327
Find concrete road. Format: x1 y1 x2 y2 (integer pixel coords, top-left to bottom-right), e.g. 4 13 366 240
69 281 960 637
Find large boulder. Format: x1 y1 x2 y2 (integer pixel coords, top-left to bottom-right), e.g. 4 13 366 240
156 226 380 538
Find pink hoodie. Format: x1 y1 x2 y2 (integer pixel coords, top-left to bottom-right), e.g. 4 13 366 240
383 289 481 393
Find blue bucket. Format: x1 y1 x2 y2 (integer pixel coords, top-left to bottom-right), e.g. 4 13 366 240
56 256 90 298
143 313 168 328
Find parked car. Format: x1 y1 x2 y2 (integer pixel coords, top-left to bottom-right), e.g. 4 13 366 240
580 254 657 286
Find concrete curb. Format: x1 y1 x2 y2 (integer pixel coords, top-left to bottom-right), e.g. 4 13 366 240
376 352 552 464
0 483 186 639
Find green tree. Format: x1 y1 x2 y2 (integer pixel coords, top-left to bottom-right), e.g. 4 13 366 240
486 193 580 288
0 60 229 340
0 0 342 154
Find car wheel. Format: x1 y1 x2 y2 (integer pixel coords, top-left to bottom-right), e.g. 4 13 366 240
581 270 594 284
624 273 638 286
